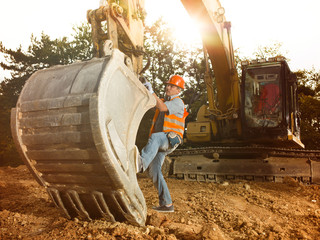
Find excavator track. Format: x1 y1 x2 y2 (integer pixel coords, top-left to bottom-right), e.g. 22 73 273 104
170 147 320 184
11 50 155 226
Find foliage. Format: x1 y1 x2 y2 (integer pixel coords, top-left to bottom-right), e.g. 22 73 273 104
71 23 94 60
0 22 93 166
253 42 288 60
181 48 208 122
295 68 320 148
143 18 184 95
296 68 320 96
299 94 320 149
137 18 181 148
136 19 207 149
142 18 207 121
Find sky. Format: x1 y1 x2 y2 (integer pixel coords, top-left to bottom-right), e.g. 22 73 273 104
0 0 319 81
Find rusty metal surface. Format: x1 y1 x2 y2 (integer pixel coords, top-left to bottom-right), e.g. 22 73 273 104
87 0 145 74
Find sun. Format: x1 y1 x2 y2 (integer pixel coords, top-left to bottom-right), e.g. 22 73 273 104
145 0 202 47
168 15 203 47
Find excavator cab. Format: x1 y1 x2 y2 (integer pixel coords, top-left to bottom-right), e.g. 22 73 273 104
241 57 304 148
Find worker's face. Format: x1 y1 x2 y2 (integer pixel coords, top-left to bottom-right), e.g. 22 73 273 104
165 84 181 96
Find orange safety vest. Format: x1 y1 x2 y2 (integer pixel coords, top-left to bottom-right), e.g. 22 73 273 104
149 97 189 139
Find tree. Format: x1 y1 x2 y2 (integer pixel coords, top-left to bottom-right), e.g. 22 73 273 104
295 68 320 149
137 18 182 149
136 18 207 148
0 22 93 166
181 48 208 122
253 41 288 60
143 18 208 120
143 18 184 95
296 68 320 96
299 94 320 149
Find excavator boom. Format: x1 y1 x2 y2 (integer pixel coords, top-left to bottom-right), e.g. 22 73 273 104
181 0 240 115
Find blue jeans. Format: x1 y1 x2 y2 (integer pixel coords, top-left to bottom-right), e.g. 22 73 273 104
141 132 176 206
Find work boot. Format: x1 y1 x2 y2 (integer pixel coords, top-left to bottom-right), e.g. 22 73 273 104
152 205 174 213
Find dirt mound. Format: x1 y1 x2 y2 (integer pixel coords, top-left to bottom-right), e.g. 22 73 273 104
1 165 319 239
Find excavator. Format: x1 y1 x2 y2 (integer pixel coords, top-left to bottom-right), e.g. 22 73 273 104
10 0 320 226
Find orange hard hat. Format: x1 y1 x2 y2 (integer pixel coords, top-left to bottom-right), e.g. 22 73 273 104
166 75 185 89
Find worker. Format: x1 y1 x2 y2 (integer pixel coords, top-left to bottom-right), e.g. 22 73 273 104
137 75 188 213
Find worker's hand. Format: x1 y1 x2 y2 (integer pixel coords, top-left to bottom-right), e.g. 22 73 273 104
143 81 154 94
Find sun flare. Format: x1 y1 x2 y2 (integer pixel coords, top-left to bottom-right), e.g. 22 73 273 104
145 1 202 47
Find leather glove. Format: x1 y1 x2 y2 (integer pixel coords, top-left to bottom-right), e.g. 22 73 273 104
143 81 154 94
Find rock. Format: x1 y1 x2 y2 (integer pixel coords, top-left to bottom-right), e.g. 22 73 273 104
251 229 259 236
165 222 202 240
86 233 93 239
283 176 299 187
244 184 250 190
221 181 229 186
146 211 169 227
109 222 120 228
153 227 165 235
95 234 104 239
272 224 282 233
143 227 150 235
200 223 226 240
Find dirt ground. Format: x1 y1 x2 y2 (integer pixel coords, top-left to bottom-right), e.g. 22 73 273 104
0 165 320 239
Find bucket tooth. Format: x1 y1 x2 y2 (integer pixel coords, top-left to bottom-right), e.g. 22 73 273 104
92 191 116 222
47 188 71 219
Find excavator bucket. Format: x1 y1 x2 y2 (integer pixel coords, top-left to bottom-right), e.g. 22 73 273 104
10 49 155 226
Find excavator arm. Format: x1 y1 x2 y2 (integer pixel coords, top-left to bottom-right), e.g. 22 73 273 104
180 0 241 141
87 0 145 75
181 0 238 94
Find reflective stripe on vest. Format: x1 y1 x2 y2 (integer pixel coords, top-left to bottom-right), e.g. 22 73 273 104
150 97 188 139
